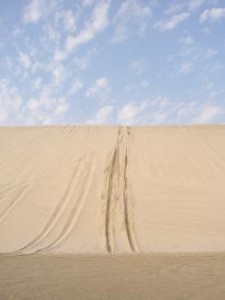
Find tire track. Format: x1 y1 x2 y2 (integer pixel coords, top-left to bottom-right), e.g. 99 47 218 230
0 185 31 224
105 147 118 254
37 157 95 253
123 142 139 253
104 126 139 254
15 158 82 254
15 127 86 253
0 183 28 204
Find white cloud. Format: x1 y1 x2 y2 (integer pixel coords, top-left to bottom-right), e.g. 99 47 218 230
83 0 96 7
188 0 205 12
96 105 113 119
73 48 98 70
32 78 42 90
69 79 83 95
52 64 66 86
200 8 225 23
152 96 170 108
66 0 111 51
117 102 147 123
111 0 151 43
53 50 67 62
179 62 193 75
175 101 197 121
86 77 110 98
140 80 150 88
64 11 76 31
165 0 204 15
0 80 23 124
18 52 32 69
179 35 194 45
26 98 40 110
55 9 76 32
23 0 43 23
194 105 222 123
54 98 70 116
165 3 186 15
152 113 167 123
87 105 114 124
95 77 109 89
155 12 190 31
25 94 70 125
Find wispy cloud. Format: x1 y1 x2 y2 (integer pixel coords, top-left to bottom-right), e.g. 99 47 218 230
86 77 111 102
87 105 114 124
66 0 111 51
111 0 151 43
0 80 22 123
200 7 225 23
179 62 193 75
188 0 205 12
117 102 147 124
51 64 67 86
18 51 32 69
154 12 190 31
165 0 205 15
194 105 223 123
55 9 76 32
69 79 84 96
0 0 224 125
23 0 43 23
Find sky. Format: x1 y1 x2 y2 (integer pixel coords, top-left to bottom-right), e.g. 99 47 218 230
0 0 225 125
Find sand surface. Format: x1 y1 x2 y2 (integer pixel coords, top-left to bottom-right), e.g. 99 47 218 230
1 254 225 300
0 125 225 298
0 125 225 254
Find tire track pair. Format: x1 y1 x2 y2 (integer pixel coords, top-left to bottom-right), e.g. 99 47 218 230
105 126 139 254
15 158 83 254
38 156 96 253
15 127 95 254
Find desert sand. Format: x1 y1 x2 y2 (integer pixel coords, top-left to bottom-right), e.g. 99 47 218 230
0 125 225 299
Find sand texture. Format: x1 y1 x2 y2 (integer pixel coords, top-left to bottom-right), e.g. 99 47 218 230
1 125 225 299
1 254 225 300
0 125 225 254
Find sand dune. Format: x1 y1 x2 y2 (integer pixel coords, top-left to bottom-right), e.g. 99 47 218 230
1 125 225 299
0 125 225 254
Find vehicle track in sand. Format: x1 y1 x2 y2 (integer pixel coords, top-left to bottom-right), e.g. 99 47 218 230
15 159 83 254
105 146 118 254
38 157 96 253
15 127 90 254
0 185 31 225
105 126 139 254
123 147 139 253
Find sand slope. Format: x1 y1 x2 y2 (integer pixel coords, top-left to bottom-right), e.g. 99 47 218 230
0 125 225 254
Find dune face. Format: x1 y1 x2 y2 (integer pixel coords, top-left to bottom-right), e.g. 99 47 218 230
0 125 225 254
1 125 225 299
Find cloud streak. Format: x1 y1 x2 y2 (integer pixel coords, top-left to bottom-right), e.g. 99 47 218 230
66 0 111 51
155 12 190 31
200 7 225 23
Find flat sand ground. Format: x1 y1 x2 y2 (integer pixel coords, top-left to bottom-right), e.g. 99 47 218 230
0 125 225 298
1 254 225 300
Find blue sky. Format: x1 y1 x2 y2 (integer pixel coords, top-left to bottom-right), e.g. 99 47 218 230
0 0 225 125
